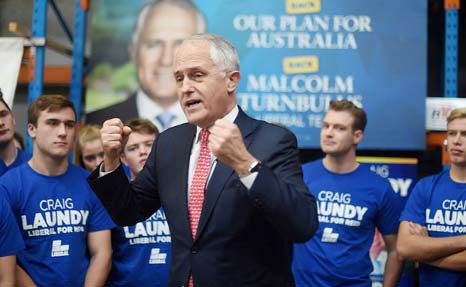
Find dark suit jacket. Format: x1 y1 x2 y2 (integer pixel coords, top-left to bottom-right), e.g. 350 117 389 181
88 108 318 287
86 94 138 126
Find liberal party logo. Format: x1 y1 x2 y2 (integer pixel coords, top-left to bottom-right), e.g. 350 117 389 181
321 227 339 243
149 248 167 264
283 56 319 74
286 0 321 14
51 240 69 257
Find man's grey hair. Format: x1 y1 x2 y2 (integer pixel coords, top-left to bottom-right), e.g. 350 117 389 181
130 0 206 49
183 34 240 72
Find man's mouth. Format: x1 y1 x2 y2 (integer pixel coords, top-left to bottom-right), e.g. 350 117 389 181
185 99 202 109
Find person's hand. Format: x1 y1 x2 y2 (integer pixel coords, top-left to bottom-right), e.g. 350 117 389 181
408 221 428 237
209 119 256 176
101 118 132 171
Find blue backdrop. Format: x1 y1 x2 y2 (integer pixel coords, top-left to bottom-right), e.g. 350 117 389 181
195 0 427 149
87 0 427 150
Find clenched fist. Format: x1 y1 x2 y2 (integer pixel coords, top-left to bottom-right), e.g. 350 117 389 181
209 119 256 176
101 118 132 172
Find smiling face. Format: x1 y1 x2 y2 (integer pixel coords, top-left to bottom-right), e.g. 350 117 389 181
446 117 466 167
173 40 239 128
132 2 200 107
320 109 363 157
28 107 76 161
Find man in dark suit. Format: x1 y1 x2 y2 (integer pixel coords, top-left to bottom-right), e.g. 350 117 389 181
88 34 318 287
86 0 206 131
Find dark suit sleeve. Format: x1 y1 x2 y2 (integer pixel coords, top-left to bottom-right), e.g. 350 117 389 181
87 139 161 226
246 126 318 243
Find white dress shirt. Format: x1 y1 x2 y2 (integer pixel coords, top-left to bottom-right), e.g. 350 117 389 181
100 105 258 191
136 89 186 131
188 105 257 194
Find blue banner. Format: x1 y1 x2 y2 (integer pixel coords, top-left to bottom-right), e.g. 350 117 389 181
86 0 427 149
195 0 427 149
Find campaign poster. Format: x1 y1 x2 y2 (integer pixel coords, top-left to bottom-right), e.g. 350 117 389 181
86 0 427 149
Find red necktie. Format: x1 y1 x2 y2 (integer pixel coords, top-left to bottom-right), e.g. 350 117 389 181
188 129 210 287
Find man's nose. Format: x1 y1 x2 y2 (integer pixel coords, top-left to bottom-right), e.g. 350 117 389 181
57 123 67 136
160 44 174 67
452 133 462 144
323 127 333 136
180 77 194 94
139 145 150 154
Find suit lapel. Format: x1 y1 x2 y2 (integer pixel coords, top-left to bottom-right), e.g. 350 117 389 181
194 108 257 241
173 124 197 242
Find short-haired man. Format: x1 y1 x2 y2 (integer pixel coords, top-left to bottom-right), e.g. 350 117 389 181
107 118 171 286
0 89 30 176
0 194 24 286
86 0 206 131
0 95 115 286
89 34 318 286
293 100 404 286
397 107 466 286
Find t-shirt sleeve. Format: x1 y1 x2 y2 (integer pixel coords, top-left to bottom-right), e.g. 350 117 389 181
0 194 24 256
87 190 116 232
399 178 429 225
375 181 403 235
0 174 19 212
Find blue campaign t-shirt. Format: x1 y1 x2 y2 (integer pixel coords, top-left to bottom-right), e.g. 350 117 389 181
0 193 24 256
0 148 31 176
400 170 466 287
0 163 115 287
108 208 171 287
293 159 402 287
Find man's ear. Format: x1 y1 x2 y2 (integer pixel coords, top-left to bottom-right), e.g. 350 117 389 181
27 123 36 139
353 129 364 145
226 71 241 93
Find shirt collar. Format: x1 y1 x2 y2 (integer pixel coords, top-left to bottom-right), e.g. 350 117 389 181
136 89 184 119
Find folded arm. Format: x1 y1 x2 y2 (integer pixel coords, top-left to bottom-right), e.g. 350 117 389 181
397 221 466 262
426 249 466 271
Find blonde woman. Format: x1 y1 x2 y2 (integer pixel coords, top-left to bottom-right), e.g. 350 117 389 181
74 125 104 171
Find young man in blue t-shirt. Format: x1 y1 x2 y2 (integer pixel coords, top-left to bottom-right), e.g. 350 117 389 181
0 193 24 286
0 95 115 287
107 118 171 287
0 90 31 176
293 100 404 287
398 107 466 286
